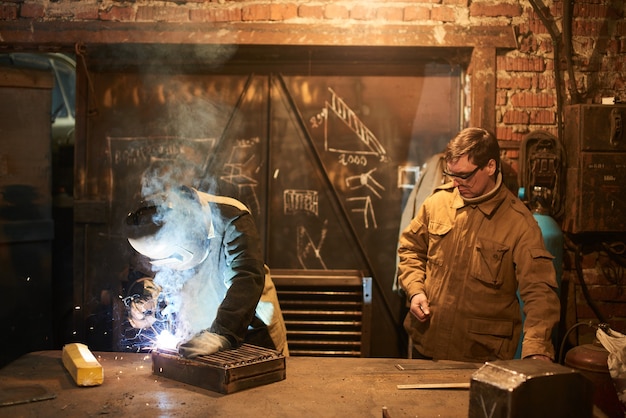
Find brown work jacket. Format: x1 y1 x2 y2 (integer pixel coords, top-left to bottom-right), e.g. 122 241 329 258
398 182 560 362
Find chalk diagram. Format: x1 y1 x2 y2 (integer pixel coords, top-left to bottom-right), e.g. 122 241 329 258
309 87 389 229
310 87 389 163
283 189 325 268
284 189 319 216
345 168 384 229
296 221 328 270
220 137 262 214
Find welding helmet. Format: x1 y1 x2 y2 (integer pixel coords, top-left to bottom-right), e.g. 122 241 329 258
126 186 213 271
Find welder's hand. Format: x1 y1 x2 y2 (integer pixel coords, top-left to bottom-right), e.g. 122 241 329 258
178 331 231 359
410 293 431 322
127 295 157 329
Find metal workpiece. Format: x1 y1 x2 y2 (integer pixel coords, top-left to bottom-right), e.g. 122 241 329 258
151 344 286 394
468 359 593 418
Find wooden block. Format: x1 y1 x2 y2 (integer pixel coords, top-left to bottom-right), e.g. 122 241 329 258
62 343 104 387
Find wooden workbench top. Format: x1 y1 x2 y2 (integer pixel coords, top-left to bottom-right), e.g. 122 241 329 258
0 351 480 417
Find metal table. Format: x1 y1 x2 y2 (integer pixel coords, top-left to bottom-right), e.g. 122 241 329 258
0 351 479 417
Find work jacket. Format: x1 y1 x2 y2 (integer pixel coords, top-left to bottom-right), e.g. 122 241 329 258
398 181 560 362
161 189 288 355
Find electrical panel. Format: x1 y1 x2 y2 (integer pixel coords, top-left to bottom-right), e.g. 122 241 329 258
563 104 626 233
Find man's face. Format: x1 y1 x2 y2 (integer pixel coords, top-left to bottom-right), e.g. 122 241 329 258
445 154 496 199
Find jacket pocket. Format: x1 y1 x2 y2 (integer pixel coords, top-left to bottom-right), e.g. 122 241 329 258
426 220 452 269
470 237 510 287
465 317 514 360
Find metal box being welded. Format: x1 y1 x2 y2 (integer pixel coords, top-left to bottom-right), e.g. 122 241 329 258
151 344 286 394
468 359 593 418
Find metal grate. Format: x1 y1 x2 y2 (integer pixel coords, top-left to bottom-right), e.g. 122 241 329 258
271 269 372 357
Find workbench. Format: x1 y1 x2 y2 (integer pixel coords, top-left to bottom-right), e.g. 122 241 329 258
0 351 479 417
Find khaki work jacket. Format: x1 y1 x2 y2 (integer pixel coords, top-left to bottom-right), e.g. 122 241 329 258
398 182 560 362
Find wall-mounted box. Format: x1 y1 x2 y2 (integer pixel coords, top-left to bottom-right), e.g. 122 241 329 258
563 104 626 233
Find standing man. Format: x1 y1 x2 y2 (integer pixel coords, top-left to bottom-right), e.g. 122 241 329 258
398 127 560 362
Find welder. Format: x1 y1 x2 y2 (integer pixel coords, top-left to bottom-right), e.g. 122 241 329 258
125 185 288 358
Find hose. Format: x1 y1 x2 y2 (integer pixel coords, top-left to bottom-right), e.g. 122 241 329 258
558 320 611 364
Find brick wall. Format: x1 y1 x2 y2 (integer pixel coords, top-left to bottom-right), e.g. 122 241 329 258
2 0 626 348
1 0 624 153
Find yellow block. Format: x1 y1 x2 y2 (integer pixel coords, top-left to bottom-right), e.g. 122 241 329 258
62 343 104 386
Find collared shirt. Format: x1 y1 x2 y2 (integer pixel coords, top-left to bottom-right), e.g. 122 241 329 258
398 182 560 362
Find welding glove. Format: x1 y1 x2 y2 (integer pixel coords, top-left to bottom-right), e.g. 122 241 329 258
596 327 626 407
178 330 231 359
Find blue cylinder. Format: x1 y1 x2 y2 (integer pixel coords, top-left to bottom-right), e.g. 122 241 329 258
515 188 564 358
533 210 564 292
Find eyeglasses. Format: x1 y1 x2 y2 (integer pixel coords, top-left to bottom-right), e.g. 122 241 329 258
442 165 482 181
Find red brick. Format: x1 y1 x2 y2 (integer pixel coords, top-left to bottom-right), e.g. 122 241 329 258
573 19 608 37
607 39 621 55
376 6 404 21
403 5 429 21
517 18 549 35
496 126 513 140
190 7 242 23
351 4 375 21
100 6 135 22
502 110 529 124
496 90 508 105
73 4 99 20
510 129 528 141
443 0 468 6
242 4 270 21
324 3 349 20
0 3 18 19
576 296 626 318
617 20 626 37
298 4 323 19
136 5 189 22
270 3 297 21
430 5 455 22
497 75 533 90
529 109 555 124
501 57 546 72
585 284 626 302
511 92 555 107
574 2 610 19
19 2 43 18
470 2 521 18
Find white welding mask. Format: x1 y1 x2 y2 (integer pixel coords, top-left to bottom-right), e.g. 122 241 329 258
126 187 213 271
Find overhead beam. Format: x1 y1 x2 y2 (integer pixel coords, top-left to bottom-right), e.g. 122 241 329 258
0 21 517 50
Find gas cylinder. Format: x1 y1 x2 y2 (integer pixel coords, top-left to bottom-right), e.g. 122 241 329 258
517 188 564 290
515 190 564 358
532 205 564 291
565 340 625 417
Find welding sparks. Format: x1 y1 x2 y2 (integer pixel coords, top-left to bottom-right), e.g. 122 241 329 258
155 330 180 351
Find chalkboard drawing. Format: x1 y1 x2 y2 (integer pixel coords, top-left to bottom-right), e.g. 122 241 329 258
397 165 422 189
312 87 389 162
296 221 328 269
345 168 385 199
347 196 378 229
283 189 319 216
108 136 216 203
220 137 261 214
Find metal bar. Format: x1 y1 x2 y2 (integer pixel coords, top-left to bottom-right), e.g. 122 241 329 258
397 383 470 390
395 362 480 371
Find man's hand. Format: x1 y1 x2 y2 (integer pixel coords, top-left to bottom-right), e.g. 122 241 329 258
178 331 231 358
410 293 431 322
525 354 553 362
